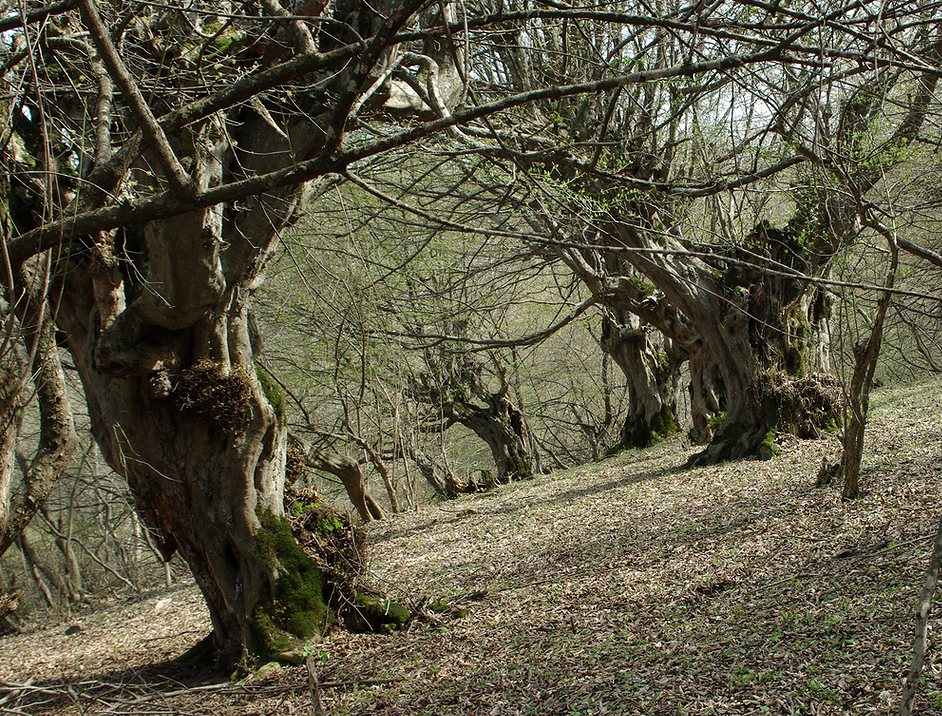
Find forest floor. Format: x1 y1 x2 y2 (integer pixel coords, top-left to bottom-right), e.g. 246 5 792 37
2 378 942 715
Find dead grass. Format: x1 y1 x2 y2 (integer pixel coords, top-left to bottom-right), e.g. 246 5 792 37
2 377 941 715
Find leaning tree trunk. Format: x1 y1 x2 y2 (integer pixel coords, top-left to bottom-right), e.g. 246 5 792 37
309 451 385 522
453 393 537 484
0 257 77 558
601 313 681 449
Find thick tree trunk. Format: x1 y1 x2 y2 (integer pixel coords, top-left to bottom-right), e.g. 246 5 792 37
687 349 722 445
601 313 680 449
57 284 335 666
459 393 537 483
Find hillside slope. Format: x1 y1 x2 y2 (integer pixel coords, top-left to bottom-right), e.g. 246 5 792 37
2 378 941 715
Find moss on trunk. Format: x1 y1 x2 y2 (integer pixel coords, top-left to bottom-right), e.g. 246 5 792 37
621 403 678 449
252 510 331 660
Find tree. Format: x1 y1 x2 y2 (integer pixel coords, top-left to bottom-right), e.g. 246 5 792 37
443 0 942 462
5 0 941 669
2 0 454 666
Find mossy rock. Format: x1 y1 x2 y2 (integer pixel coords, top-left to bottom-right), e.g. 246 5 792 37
242 661 283 683
757 430 780 460
343 593 411 633
426 598 468 619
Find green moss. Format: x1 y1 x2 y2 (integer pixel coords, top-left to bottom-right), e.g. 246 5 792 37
507 454 533 480
707 411 727 430
254 510 330 646
760 429 780 458
783 344 804 377
250 611 303 659
211 27 245 53
650 406 678 441
628 274 657 298
428 599 450 613
255 362 286 422
427 599 468 619
344 593 411 633
620 405 678 450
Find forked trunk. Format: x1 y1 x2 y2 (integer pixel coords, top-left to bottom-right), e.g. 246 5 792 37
601 313 680 449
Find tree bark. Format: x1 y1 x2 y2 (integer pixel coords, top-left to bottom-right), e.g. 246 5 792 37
0 258 78 558
842 219 898 500
601 312 680 449
55 250 340 665
897 516 942 716
7 0 428 664
453 392 537 483
310 451 385 522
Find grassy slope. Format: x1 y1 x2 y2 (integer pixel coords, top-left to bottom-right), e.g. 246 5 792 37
1 377 941 715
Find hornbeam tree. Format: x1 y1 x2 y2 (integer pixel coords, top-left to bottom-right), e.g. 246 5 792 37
454 0 942 461
4 0 940 668
1 0 461 666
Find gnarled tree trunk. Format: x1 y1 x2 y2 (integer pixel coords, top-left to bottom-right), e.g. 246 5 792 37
61 287 323 666
452 392 538 484
600 312 681 448
310 451 385 522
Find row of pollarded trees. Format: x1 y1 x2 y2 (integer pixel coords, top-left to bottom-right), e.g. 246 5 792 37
384 0 942 488
2 0 941 669
255 191 618 508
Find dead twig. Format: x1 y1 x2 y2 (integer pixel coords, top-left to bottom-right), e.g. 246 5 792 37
306 656 325 716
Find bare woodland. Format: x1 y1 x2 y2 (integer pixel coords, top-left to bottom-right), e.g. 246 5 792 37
1 0 942 712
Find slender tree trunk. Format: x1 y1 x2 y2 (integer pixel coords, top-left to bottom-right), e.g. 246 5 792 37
842 220 898 499
897 517 942 716
17 533 56 608
39 505 84 603
0 257 78 558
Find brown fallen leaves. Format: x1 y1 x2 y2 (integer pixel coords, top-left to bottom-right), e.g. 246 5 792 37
2 378 941 715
